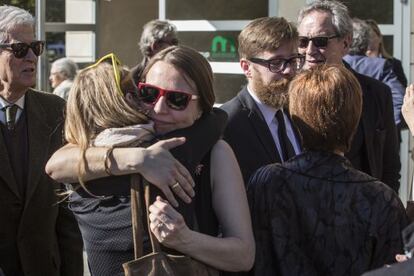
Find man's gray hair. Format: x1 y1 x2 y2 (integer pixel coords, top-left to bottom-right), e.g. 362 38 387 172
349 18 371 55
298 0 353 38
139 20 178 58
51 57 78 80
0 5 35 43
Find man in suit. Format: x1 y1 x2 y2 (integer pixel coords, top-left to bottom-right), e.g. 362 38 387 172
221 17 304 185
297 0 401 192
344 18 405 126
0 5 83 275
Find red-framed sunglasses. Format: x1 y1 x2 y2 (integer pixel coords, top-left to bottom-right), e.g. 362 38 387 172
137 82 199 111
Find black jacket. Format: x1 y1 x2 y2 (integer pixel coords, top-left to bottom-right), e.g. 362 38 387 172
248 151 408 276
0 90 83 276
221 87 285 185
346 67 401 191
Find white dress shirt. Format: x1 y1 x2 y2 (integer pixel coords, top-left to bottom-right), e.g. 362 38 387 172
0 95 25 125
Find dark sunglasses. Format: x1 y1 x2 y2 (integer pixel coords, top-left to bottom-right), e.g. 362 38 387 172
298 35 339 48
0 41 45 58
137 82 199 111
248 55 305 73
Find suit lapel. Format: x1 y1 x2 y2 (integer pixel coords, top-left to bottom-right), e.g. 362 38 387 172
353 71 376 170
24 90 52 206
0 127 20 198
238 88 279 163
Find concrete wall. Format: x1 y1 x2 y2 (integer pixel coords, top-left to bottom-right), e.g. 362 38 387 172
97 0 157 68
278 0 307 21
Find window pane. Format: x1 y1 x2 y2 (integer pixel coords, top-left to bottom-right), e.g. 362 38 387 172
46 32 66 62
46 0 65 22
383 35 394 56
214 74 246 104
66 0 96 24
338 0 393 24
46 0 95 23
167 0 267 20
178 31 240 62
66 31 96 62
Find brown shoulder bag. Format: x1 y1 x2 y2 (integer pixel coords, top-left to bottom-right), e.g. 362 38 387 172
123 175 218 276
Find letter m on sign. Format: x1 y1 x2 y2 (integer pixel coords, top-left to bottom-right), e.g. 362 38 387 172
211 36 236 54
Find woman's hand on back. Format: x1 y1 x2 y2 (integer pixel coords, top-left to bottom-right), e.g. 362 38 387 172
137 137 195 207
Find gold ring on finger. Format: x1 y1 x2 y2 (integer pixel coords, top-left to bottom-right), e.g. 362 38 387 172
171 182 180 189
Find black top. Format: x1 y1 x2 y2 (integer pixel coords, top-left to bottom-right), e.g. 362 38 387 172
0 110 29 198
248 151 408 276
69 109 227 275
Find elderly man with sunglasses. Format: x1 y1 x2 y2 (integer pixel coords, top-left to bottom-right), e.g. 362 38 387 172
297 0 401 192
0 5 83 276
221 17 304 186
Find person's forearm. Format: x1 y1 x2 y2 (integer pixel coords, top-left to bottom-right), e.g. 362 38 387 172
46 145 143 183
175 230 254 272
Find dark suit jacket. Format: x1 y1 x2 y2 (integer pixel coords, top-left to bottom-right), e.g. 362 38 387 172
0 90 83 276
221 87 284 185
389 57 408 87
344 55 405 125
347 68 401 192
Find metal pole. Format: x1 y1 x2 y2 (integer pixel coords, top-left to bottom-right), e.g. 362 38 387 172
35 0 46 91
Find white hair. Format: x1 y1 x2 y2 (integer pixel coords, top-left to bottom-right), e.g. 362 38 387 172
51 58 78 80
0 5 35 43
298 0 353 38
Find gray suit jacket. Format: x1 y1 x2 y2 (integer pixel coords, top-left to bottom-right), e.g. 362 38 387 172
0 89 83 276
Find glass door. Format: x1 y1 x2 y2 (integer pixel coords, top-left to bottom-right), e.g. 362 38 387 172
159 0 278 103
36 0 97 91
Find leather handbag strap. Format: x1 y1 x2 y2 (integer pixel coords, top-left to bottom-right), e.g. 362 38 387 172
130 175 163 259
130 174 144 259
143 180 162 253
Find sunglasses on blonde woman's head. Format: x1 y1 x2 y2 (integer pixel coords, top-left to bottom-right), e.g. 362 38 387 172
85 53 124 97
137 83 198 111
0 41 45 58
298 35 340 49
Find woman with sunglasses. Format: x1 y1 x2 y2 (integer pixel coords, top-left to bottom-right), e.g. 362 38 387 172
137 45 254 273
46 52 230 275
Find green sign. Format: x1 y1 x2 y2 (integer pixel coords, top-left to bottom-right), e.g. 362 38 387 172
211 35 237 60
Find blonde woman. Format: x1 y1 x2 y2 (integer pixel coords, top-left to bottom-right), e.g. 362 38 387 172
46 53 226 275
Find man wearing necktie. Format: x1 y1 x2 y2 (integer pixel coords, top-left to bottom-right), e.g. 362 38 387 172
0 5 83 276
221 17 304 186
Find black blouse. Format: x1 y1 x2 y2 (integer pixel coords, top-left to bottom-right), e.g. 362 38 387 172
248 151 408 276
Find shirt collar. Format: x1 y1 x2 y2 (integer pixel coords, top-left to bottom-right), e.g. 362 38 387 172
246 85 281 126
0 94 26 110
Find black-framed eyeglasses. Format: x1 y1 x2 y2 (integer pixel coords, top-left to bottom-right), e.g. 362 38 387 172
248 55 305 73
0 41 45 58
298 35 340 49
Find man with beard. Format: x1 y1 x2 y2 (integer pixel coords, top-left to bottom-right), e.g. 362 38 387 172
221 17 304 185
297 0 401 192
